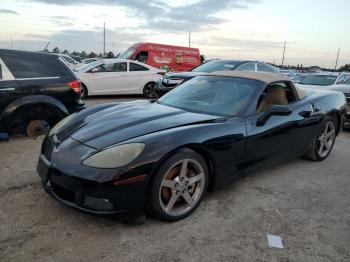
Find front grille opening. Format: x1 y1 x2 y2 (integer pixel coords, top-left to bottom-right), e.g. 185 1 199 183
51 182 75 202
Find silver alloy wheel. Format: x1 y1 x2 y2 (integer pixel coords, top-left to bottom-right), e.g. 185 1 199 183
159 159 205 217
318 121 336 158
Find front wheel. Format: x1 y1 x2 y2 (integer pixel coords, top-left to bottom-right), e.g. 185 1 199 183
149 150 208 221
143 82 158 99
305 116 337 161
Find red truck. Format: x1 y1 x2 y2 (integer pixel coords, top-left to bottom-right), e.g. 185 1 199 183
118 42 201 72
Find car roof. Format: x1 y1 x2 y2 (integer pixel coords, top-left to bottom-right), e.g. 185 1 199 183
208 71 290 84
0 49 58 58
208 71 307 99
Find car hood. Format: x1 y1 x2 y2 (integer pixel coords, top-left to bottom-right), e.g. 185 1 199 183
296 83 333 90
68 100 220 149
165 71 206 80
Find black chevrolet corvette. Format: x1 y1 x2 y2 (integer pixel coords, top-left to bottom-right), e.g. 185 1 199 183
37 71 348 222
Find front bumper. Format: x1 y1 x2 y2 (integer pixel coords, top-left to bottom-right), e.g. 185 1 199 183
155 80 179 96
37 153 146 218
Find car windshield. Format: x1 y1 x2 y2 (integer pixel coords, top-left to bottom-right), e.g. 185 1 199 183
74 61 101 72
299 75 337 86
158 76 263 116
192 61 240 73
344 77 350 85
118 48 135 59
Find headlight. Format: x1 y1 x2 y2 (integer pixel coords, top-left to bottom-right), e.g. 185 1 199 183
49 113 76 135
82 143 145 168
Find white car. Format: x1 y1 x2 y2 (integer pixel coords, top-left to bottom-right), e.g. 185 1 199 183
296 72 350 89
75 59 165 98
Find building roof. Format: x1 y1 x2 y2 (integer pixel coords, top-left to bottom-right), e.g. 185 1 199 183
208 70 290 84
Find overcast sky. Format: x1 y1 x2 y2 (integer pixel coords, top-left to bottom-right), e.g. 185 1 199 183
0 0 349 67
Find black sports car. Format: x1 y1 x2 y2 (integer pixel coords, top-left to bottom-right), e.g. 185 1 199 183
154 60 280 97
37 71 347 222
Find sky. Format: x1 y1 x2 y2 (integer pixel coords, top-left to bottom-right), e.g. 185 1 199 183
0 0 349 68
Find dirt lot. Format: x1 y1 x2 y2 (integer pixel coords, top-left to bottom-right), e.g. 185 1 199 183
1 96 350 262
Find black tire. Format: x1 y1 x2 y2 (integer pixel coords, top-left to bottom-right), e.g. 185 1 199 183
149 150 209 222
305 116 338 161
81 84 88 99
143 82 158 99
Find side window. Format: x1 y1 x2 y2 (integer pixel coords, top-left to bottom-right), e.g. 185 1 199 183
257 63 277 73
1 55 67 78
135 51 148 63
336 75 345 85
256 82 296 112
114 62 127 72
236 62 256 72
129 62 149 71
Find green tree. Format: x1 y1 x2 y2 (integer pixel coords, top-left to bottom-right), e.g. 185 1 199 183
52 47 60 53
338 64 350 72
62 49 69 54
80 51 88 58
106 51 114 58
200 55 205 64
88 52 97 58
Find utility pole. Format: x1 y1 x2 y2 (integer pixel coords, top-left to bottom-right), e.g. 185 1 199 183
335 47 340 70
188 32 191 48
281 41 286 67
103 22 106 57
10 35 13 49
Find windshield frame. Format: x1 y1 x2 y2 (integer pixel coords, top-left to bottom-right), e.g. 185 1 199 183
118 48 135 60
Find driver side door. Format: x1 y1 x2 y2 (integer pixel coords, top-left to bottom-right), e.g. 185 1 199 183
244 82 318 169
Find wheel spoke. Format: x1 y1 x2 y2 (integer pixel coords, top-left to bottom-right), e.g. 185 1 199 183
326 130 335 139
188 173 203 185
182 191 195 207
179 160 188 178
161 179 176 189
165 193 179 212
318 141 325 154
325 141 332 150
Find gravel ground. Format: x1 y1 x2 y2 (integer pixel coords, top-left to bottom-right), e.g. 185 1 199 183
0 96 349 262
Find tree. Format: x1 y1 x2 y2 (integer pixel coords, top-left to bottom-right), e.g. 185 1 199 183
62 49 69 54
106 51 114 58
338 64 350 72
200 55 205 64
80 51 88 58
52 47 60 53
88 52 97 58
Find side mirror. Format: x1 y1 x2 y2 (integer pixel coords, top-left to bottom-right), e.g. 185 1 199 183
257 105 292 126
89 68 99 73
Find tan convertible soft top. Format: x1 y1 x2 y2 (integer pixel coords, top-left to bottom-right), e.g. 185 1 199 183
209 71 307 99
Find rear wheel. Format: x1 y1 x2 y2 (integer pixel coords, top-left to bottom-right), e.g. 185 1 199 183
9 106 63 138
149 150 208 221
81 84 88 99
305 116 337 161
143 82 158 99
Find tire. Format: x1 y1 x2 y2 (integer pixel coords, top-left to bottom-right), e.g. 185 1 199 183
305 116 338 161
143 82 158 99
149 150 209 221
81 84 88 99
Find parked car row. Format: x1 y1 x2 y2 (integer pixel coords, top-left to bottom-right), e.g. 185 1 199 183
295 72 350 124
155 60 280 96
